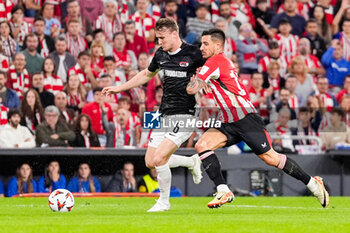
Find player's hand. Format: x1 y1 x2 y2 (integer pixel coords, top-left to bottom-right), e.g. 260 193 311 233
102 86 120 96
202 83 212 95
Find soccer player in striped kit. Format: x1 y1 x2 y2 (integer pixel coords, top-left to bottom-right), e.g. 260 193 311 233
186 28 330 209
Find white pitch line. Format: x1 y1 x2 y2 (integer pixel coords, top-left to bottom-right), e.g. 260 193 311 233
227 205 326 210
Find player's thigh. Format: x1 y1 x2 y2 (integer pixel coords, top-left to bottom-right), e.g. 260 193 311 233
195 128 228 153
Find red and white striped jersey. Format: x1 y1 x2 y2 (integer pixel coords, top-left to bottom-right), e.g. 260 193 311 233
113 111 141 148
230 2 255 28
288 94 299 109
317 93 335 112
151 4 161 21
113 48 132 69
301 54 322 70
65 34 88 59
339 32 350 61
0 105 8 126
8 66 30 100
0 0 13 22
95 14 123 42
68 64 88 87
258 55 288 77
224 37 236 60
39 38 50 58
0 54 9 72
197 53 257 123
98 68 126 86
9 20 29 47
129 12 156 49
274 33 299 63
248 87 268 117
324 5 334 25
44 74 64 95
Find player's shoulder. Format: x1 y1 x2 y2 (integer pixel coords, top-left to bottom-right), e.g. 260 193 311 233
180 42 201 54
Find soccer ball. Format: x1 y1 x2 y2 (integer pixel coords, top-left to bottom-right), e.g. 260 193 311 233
48 189 75 212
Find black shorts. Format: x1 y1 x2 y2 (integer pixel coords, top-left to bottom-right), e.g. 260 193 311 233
215 113 272 155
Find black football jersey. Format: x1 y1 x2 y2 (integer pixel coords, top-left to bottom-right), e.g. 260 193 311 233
148 43 205 116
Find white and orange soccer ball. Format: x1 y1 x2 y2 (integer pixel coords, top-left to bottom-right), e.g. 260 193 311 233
48 189 75 212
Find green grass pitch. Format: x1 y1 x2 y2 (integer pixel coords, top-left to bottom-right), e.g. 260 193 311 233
0 197 349 233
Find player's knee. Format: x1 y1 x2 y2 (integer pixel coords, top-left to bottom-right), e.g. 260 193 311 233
259 152 279 167
195 140 207 153
153 156 167 167
145 157 155 169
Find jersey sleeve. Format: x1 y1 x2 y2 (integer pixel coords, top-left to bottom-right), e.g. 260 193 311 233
148 49 160 72
197 58 219 83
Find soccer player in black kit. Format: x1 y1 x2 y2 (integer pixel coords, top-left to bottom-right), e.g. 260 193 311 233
102 18 204 212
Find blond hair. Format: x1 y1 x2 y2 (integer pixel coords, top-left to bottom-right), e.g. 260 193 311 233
288 56 308 77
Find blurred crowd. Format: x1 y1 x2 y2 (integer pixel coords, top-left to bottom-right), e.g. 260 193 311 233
0 0 350 154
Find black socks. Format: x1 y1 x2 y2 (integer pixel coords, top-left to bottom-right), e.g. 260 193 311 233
199 150 226 186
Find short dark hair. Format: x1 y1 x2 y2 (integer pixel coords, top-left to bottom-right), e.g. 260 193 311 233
279 88 290 93
67 0 78 6
165 0 177 5
155 18 179 33
0 70 7 79
196 3 208 11
306 18 319 25
113 31 125 41
331 107 345 118
268 40 279 49
343 19 350 24
55 36 66 44
125 20 135 26
31 72 43 78
68 18 79 25
100 73 112 79
279 18 291 26
11 5 24 15
34 16 45 24
8 108 22 120
118 96 131 105
78 50 90 59
202 28 225 44
252 72 263 78
93 29 104 38
103 56 116 63
299 106 311 113
93 87 103 94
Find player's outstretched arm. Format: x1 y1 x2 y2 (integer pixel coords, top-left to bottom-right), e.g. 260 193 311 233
186 75 211 95
102 69 158 96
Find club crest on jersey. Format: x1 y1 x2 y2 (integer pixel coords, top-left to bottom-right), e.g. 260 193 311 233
179 61 189 67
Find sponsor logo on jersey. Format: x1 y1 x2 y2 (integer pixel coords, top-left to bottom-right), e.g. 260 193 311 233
164 69 187 77
179 61 189 67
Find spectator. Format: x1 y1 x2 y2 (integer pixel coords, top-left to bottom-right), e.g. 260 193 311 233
270 0 306 37
340 95 350 127
295 38 325 77
320 107 350 150
0 43 9 72
138 169 158 193
49 37 76 83
112 32 138 76
6 163 37 197
32 17 55 59
95 0 123 43
304 19 327 60
248 72 270 119
20 89 44 135
68 51 98 89
334 19 350 62
0 108 35 148
0 0 13 22
267 61 285 101
0 70 20 108
65 19 88 59
124 20 148 58
332 0 350 35
230 0 256 29
162 0 186 38
311 76 337 111
32 72 55 108
22 33 44 74
24 0 41 18
78 0 104 24
106 162 137 192
101 56 126 86
272 88 297 121
236 23 268 74
67 163 101 193
254 0 275 40
82 87 113 146
266 107 295 153
314 0 334 25
306 95 325 131
71 114 100 148
129 0 156 50
288 56 316 106
7 53 30 100
0 98 8 126
93 29 113 56
219 1 239 40
311 5 332 46
62 0 93 41
118 96 141 139
215 18 237 62
258 40 288 78
336 75 350 103
90 41 105 74
42 57 64 95
185 4 213 45
10 5 28 49
41 3 61 38
54 91 76 127
0 20 17 62
63 74 87 113
296 107 319 145
321 39 350 87
37 161 66 193
35 105 76 147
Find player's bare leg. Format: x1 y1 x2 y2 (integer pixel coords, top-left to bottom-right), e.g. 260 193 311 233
195 128 234 208
145 139 178 212
258 148 329 208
